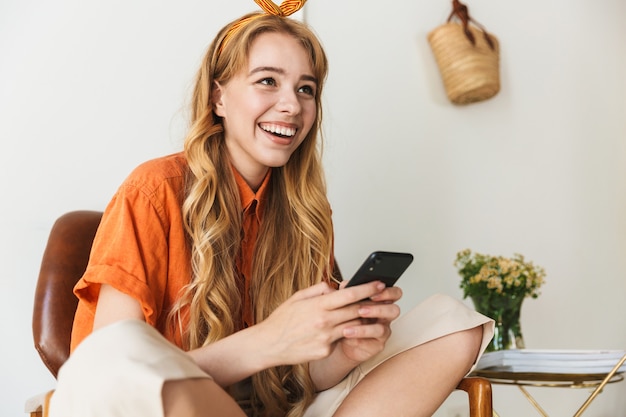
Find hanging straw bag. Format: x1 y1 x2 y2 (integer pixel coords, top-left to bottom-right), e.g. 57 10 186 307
428 0 500 104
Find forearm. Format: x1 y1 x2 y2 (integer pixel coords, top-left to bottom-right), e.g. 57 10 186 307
187 324 275 388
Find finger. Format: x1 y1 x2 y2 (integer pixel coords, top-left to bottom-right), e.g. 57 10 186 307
357 303 401 322
321 317 365 345
311 302 388 335
319 303 367 329
369 286 403 303
290 282 335 302
322 281 387 310
342 322 392 340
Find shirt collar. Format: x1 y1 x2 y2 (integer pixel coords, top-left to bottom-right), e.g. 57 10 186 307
232 167 271 221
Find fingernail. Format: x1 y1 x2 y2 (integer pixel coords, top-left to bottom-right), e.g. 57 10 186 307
358 307 370 315
344 328 356 337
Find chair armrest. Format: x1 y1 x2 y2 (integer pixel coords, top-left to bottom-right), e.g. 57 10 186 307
456 377 493 417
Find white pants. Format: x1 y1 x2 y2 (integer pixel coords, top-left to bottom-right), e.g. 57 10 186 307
50 294 494 417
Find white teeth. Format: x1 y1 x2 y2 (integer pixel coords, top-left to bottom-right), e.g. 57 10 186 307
261 123 296 137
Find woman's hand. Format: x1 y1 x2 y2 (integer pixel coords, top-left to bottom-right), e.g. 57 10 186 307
336 283 402 364
190 280 401 389
287 281 402 391
255 280 394 366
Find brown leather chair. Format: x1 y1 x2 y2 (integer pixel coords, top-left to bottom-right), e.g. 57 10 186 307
29 211 493 417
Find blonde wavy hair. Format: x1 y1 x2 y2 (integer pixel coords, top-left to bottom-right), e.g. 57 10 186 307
171 13 332 417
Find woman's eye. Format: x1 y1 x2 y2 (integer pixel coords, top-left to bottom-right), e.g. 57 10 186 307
298 85 315 96
259 78 276 86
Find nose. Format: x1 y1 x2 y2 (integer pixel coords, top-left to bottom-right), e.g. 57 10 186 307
276 88 301 115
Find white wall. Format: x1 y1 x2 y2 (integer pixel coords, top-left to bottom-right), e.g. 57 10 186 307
1 1 625 416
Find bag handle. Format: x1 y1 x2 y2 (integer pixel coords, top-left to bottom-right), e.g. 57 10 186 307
447 0 496 50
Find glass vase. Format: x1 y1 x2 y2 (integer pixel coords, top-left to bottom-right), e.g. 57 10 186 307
471 293 525 352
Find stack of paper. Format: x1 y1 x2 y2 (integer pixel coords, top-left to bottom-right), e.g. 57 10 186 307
476 349 626 374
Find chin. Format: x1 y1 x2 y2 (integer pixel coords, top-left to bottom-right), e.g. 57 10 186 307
260 151 297 168
265 159 292 169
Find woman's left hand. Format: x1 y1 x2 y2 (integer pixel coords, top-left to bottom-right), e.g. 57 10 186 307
336 284 402 363
308 283 402 391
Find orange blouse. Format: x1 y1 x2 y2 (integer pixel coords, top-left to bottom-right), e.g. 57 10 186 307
70 153 282 351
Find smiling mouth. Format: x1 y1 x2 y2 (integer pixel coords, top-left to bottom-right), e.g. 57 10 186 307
260 123 297 139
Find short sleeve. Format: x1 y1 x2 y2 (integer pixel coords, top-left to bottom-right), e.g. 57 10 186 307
74 182 169 325
71 154 189 351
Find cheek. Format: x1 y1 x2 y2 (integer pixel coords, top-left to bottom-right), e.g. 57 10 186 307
222 87 267 121
303 103 318 130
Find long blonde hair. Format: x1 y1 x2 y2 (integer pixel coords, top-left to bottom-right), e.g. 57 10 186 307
173 13 332 417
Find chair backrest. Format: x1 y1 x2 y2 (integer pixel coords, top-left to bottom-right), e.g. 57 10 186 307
32 210 103 378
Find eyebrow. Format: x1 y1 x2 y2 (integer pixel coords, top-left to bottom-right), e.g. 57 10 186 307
249 66 318 84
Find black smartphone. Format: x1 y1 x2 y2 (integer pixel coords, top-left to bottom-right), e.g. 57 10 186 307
344 251 414 288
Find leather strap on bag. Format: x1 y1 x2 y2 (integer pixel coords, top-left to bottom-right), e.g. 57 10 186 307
447 0 496 50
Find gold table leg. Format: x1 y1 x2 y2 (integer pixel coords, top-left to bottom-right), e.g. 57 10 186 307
572 354 626 417
517 385 549 417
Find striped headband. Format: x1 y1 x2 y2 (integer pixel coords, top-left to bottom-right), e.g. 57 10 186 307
219 0 307 53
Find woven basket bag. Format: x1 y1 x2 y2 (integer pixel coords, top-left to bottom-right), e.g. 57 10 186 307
428 1 500 104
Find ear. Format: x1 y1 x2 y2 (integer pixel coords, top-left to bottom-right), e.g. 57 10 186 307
211 81 226 118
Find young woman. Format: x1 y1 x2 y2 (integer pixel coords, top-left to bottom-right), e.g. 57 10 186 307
50 4 493 417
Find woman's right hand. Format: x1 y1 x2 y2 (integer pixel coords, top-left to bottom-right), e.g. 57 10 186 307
254 280 389 367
